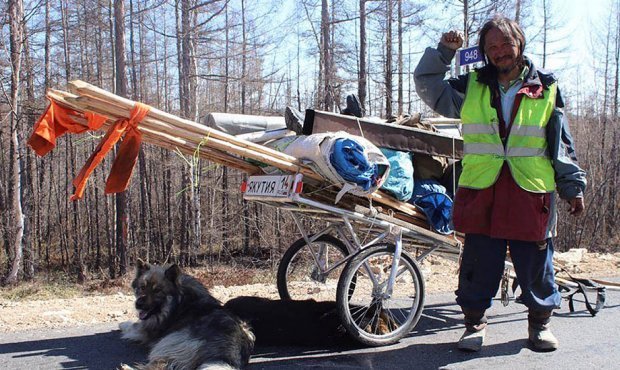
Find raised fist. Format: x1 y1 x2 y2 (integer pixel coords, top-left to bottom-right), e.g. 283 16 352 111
440 30 464 51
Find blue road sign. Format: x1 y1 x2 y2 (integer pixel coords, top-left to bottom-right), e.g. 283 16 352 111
458 45 484 66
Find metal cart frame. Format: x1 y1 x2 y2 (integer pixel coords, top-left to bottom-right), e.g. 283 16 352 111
243 173 462 346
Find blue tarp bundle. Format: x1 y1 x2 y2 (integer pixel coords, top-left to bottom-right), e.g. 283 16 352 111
268 132 390 198
330 138 381 191
410 179 453 234
379 148 414 201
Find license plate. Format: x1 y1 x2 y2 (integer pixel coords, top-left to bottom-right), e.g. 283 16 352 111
244 175 295 198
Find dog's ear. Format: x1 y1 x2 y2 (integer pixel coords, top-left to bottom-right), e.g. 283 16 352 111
165 264 181 284
136 258 150 276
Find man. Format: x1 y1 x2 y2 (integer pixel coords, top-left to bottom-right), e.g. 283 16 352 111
414 16 587 352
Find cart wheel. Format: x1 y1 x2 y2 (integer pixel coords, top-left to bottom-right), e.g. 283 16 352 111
336 243 425 346
277 234 349 301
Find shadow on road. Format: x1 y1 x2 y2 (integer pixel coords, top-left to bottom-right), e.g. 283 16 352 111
251 339 527 369
0 329 147 369
2 298 575 369
250 300 529 369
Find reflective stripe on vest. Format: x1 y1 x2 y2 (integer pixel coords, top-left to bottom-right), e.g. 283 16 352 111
459 70 556 192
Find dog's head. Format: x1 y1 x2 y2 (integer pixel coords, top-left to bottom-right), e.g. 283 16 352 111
131 259 181 321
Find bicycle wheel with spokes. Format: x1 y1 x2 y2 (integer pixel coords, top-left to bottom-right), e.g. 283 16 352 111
277 234 350 301
336 243 425 346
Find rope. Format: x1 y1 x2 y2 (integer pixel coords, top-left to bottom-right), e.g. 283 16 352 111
356 118 365 138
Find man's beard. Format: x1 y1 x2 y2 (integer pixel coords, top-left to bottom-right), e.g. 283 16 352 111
495 57 520 74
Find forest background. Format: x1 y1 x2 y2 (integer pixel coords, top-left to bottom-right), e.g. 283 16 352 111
1 0 619 285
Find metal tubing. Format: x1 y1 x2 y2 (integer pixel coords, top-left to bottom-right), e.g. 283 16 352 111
385 227 403 297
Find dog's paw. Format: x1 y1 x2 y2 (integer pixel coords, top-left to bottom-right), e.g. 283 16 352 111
119 321 135 333
117 363 136 370
119 321 145 342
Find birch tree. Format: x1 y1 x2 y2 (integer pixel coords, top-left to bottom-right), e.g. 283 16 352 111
358 0 367 111
114 0 130 276
5 0 25 285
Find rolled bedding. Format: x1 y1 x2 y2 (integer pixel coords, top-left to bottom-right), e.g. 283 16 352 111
266 132 390 198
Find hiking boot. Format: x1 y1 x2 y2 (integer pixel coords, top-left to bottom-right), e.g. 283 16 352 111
458 308 487 352
458 327 486 352
528 324 559 351
284 106 304 135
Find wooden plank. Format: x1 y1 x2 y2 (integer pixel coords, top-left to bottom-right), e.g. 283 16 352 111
44 86 442 222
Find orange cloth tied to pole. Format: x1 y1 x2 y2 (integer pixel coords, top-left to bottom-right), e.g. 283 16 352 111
28 99 107 156
70 102 150 200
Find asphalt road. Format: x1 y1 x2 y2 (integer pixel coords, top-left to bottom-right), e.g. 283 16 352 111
1 287 618 370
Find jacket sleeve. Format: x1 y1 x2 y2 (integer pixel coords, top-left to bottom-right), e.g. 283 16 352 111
546 100 587 200
413 43 468 119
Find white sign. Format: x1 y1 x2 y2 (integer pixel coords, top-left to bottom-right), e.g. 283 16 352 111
243 175 295 198
458 45 484 66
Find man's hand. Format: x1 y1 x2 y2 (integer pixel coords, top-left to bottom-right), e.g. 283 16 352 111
440 31 464 51
568 197 585 216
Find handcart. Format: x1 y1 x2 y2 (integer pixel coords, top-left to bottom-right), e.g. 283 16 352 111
242 173 462 346
31 81 465 346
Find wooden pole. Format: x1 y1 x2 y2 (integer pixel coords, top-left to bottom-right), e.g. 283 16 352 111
46 83 428 221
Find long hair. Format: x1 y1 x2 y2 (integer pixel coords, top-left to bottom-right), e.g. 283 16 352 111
478 15 526 67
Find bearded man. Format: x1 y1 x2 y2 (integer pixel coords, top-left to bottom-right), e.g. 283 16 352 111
414 15 587 352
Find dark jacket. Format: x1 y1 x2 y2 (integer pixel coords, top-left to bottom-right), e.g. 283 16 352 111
414 44 587 239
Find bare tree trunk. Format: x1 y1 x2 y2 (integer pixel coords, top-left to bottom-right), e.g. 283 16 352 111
21 21 36 280
407 32 412 113
397 0 403 116
241 0 247 113
96 1 104 86
109 0 116 90
162 13 174 262
189 1 199 265
70 137 85 282
463 0 469 46
240 0 251 253
128 0 151 261
297 29 302 111
330 0 337 109
367 36 372 116
60 0 72 82
93 0 104 270
175 0 198 265
224 4 230 113
601 10 612 167
5 0 25 285
129 0 139 99
180 170 189 265
114 0 130 276
542 0 548 68
358 0 367 112
321 0 332 111
385 0 393 118
44 0 51 89
220 4 230 254
614 0 620 118
185 1 200 265
515 0 522 24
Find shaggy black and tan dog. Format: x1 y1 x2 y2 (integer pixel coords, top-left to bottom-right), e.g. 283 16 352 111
119 261 254 370
119 262 398 368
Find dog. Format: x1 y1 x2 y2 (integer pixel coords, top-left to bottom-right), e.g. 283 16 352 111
119 261 255 370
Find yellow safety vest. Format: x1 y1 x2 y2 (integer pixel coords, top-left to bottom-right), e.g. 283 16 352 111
459 71 556 193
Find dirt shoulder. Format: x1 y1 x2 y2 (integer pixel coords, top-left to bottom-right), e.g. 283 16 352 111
1 250 618 334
